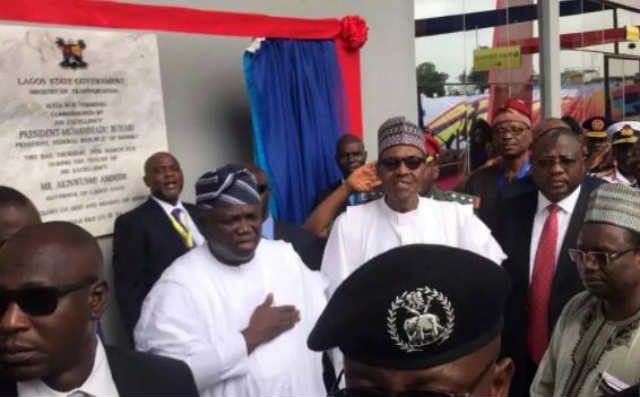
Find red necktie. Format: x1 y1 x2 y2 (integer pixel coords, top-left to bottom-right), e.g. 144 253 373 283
528 203 559 364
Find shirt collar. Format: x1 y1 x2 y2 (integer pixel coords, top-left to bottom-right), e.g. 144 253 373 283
498 159 531 187
151 195 185 214
615 169 636 186
261 214 275 240
536 184 582 215
17 339 118 397
378 196 423 226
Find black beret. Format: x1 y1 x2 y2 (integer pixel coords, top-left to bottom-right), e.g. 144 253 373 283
308 244 510 369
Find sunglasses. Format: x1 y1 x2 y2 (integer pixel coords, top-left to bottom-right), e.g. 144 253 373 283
257 184 270 194
379 156 426 171
0 278 97 316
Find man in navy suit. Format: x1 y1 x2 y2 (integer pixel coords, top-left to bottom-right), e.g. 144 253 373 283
112 152 204 343
0 222 199 397
496 125 604 397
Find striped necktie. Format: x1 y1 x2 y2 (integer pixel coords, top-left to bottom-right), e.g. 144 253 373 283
170 208 194 248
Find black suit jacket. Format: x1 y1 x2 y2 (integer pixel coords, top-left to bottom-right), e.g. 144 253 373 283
0 346 199 397
112 198 203 342
616 385 640 397
462 164 503 229
274 220 326 271
496 176 603 397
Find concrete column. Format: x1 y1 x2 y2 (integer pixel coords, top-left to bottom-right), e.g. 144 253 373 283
538 0 561 118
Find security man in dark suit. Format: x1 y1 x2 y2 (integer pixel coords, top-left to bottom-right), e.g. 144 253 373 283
112 152 204 343
496 125 604 397
0 221 199 396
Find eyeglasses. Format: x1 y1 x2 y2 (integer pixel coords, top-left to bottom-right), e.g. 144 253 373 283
569 248 638 268
0 278 97 316
494 126 529 136
332 355 497 397
533 157 579 170
257 184 270 194
379 156 426 171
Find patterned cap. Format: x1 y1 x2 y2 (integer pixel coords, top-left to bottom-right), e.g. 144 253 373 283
378 116 425 155
195 164 261 208
608 121 640 146
582 116 613 139
492 98 532 128
307 244 509 369
585 184 640 235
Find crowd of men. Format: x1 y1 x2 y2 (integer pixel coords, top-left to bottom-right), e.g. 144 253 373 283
1 103 640 397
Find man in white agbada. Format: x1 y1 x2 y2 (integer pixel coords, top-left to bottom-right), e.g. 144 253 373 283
135 164 327 397
321 116 507 294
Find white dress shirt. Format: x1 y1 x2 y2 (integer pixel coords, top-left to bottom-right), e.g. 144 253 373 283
321 196 507 295
17 340 119 397
602 168 636 187
151 195 205 246
528 186 582 282
135 240 327 397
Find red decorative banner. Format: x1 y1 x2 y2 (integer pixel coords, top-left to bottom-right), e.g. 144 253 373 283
0 0 363 136
512 27 638 54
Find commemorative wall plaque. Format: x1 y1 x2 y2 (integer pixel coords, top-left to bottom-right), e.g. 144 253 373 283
0 25 168 236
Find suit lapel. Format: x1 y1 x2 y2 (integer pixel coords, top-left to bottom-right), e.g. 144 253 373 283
548 181 598 328
514 192 538 285
0 379 17 397
555 185 589 278
105 346 139 396
184 203 205 235
273 220 283 240
143 198 188 250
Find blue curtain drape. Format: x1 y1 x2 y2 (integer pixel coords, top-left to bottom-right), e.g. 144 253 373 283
244 39 346 225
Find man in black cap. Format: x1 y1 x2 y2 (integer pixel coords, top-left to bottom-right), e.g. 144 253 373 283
309 244 514 397
135 164 327 397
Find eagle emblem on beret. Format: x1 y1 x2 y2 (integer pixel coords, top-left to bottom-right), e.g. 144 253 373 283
621 125 635 137
591 118 605 131
387 286 455 352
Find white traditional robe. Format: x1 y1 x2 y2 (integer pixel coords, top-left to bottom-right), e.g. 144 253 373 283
134 240 327 397
321 197 506 294
531 292 640 397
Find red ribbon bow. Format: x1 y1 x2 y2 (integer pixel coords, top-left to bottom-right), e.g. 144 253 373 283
340 15 368 50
